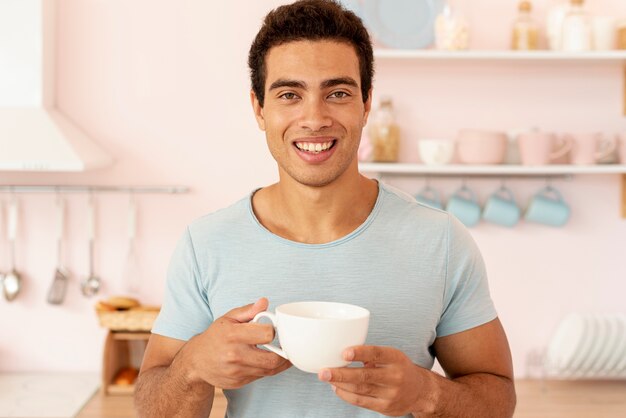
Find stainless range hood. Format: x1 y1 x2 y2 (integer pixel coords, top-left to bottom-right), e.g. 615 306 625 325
0 0 112 171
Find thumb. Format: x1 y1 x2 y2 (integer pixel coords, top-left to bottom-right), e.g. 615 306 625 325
224 297 269 323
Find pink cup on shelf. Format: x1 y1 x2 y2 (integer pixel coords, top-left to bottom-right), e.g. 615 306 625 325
518 131 572 165
567 133 616 165
456 129 507 164
618 133 626 164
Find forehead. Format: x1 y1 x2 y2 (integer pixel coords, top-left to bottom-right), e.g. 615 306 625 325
264 40 361 87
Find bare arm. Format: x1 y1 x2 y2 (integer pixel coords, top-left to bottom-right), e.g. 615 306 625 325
134 299 291 418
319 318 515 417
134 334 214 418
418 317 516 417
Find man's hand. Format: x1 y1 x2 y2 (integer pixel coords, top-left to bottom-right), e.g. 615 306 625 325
184 298 292 389
318 346 433 417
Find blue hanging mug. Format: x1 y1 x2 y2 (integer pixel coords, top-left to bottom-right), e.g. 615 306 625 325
446 185 481 227
482 186 521 227
524 186 570 227
414 185 443 210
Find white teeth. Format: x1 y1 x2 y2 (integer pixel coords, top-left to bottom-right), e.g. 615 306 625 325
296 140 334 153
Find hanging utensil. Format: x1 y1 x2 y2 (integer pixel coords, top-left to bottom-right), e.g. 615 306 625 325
0 201 6 297
3 196 22 301
47 195 69 305
81 194 100 297
122 193 140 294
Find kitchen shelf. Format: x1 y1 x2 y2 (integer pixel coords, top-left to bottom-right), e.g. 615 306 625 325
374 49 626 62
360 163 626 218
359 163 626 176
374 49 626 117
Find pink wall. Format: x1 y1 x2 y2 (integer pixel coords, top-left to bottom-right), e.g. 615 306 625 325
1 0 625 378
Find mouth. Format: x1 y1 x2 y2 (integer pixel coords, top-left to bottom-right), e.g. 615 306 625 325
293 139 337 154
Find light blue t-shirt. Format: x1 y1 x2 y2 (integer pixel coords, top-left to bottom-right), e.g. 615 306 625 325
152 181 497 418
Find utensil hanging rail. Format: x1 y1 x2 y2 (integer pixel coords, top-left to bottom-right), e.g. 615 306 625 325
0 185 189 194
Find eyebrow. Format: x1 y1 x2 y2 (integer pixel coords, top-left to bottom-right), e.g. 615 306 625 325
268 77 359 91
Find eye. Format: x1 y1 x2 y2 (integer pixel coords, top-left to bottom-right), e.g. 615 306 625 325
329 91 350 99
279 92 299 100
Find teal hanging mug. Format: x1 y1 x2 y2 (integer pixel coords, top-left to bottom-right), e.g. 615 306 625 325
525 186 570 227
482 186 521 227
446 185 481 227
414 185 443 210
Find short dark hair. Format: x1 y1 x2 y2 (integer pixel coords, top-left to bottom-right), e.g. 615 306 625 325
248 0 374 107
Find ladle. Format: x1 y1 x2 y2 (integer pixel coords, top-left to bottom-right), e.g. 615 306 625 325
3 197 22 301
81 194 100 297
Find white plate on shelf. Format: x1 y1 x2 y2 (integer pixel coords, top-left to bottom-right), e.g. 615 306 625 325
588 315 618 377
577 315 607 377
361 0 445 49
603 314 626 376
567 315 597 377
545 313 586 375
587 315 617 377
614 315 626 377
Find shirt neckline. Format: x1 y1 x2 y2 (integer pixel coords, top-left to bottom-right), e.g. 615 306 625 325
246 181 385 249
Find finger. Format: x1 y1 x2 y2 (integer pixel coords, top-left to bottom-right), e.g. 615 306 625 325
318 365 389 385
225 322 275 345
223 298 269 323
331 381 394 398
344 345 399 365
237 347 290 371
229 360 292 379
332 385 388 414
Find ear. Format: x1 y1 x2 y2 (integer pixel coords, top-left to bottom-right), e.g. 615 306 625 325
362 88 373 127
250 90 266 131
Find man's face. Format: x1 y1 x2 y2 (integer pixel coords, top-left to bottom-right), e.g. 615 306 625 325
251 40 371 188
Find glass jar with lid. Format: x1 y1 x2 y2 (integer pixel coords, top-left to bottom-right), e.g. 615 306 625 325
511 1 540 50
561 0 592 51
369 97 400 163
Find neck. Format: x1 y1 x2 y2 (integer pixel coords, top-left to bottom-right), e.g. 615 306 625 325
252 163 379 244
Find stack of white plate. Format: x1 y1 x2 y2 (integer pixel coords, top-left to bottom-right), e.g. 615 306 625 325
545 313 626 378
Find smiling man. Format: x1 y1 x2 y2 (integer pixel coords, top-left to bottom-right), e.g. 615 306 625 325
135 1 516 417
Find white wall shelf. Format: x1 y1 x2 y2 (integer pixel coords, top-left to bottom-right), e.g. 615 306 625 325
360 163 626 218
359 163 626 176
371 49 626 217
374 49 626 62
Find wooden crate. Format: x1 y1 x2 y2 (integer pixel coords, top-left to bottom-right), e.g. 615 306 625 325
102 331 150 396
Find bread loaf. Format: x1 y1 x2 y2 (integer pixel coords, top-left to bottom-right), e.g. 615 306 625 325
113 367 139 385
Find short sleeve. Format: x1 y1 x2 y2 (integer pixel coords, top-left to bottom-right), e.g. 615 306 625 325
436 216 498 337
151 227 214 341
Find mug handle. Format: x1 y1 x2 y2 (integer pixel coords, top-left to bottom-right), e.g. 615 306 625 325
550 136 573 161
595 135 617 161
497 186 516 204
251 311 289 359
458 185 477 203
541 186 565 202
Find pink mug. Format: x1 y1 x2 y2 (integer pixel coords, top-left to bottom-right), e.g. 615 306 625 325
518 131 572 165
617 133 626 164
567 133 616 165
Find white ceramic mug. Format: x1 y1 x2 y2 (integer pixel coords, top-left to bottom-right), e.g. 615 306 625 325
418 138 455 165
593 17 616 50
252 301 370 373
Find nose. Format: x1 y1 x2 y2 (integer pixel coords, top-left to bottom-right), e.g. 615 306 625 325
298 97 332 132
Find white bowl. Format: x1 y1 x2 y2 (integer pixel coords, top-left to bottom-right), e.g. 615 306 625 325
418 138 455 165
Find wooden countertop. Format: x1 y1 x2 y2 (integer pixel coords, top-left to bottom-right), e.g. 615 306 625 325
78 380 626 417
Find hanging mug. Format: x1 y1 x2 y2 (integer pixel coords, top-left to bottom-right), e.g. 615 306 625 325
414 185 443 210
525 186 570 227
482 186 521 227
446 185 481 227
